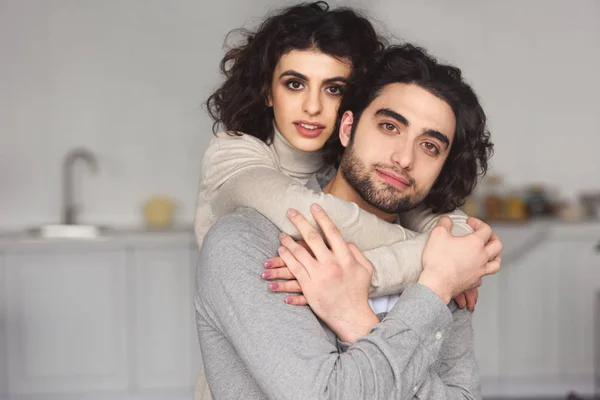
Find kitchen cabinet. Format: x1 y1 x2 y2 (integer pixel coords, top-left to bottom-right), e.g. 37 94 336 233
0 231 200 400
474 222 600 398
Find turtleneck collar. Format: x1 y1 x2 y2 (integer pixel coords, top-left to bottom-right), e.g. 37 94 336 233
271 124 326 182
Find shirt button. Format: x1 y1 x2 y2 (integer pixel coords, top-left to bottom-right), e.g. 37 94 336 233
413 386 418 392
435 331 443 340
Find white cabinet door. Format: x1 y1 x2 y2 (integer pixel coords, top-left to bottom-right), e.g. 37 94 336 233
0 254 7 397
132 245 197 390
472 272 501 380
498 239 562 381
5 249 129 395
555 231 600 394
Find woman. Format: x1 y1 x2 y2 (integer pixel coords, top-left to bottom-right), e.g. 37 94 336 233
194 2 475 398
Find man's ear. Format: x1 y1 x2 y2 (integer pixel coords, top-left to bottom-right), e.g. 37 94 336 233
339 111 354 148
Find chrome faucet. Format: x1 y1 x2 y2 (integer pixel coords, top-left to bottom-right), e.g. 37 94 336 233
62 148 98 225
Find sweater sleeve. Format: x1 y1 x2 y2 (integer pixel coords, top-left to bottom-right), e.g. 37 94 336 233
196 212 481 400
199 133 410 251
365 207 475 297
198 133 473 298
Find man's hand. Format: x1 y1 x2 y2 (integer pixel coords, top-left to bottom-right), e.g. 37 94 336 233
274 204 379 344
419 216 502 304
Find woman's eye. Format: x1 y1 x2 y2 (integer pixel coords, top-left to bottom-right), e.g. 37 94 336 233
286 80 304 90
422 142 440 155
325 85 343 96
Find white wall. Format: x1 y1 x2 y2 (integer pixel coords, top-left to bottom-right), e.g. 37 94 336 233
1 0 598 230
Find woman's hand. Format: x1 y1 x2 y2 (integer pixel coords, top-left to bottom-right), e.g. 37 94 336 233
270 203 379 344
263 253 308 306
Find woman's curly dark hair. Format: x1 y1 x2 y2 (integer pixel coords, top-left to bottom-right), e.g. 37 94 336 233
325 44 494 214
206 1 386 143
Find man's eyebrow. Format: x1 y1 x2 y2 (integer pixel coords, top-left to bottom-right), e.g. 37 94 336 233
424 129 451 149
279 70 348 85
376 108 451 149
375 108 409 126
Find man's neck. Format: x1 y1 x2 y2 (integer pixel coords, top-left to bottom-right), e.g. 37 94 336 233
323 171 397 223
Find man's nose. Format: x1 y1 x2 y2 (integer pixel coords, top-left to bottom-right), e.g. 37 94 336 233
391 141 415 170
303 89 322 116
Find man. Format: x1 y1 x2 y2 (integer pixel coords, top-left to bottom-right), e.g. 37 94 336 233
194 44 500 399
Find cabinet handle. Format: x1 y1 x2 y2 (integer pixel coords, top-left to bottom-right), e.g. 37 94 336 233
596 240 600 252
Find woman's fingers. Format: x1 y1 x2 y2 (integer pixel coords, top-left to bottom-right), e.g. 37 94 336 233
261 266 295 280
264 256 286 269
284 295 308 306
268 279 302 293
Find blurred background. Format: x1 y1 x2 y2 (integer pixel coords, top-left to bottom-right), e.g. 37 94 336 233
0 0 599 399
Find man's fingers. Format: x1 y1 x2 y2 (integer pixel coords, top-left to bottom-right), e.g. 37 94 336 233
264 256 286 269
280 233 319 271
286 209 330 259
268 279 302 293
277 245 310 282
484 233 503 261
309 204 351 256
454 293 467 309
262 266 294 281
347 243 373 276
284 295 308 306
468 217 492 243
434 216 453 232
484 255 501 276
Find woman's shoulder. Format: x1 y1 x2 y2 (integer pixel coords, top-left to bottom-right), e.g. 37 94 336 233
211 131 270 149
204 131 277 163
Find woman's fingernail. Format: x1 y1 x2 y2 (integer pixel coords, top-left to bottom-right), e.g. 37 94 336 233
287 208 297 217
311 203 321 211
279 232 286 241
269 282 279 291
285 297 293 304
278 246 286 253
264 260 273 268
262 271 272 279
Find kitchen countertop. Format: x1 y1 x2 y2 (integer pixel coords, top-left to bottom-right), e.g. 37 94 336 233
0 219 597 254
0 225 196 252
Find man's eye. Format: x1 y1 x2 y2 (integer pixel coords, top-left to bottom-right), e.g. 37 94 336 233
422 142 440 155
380 123 397 133
286 80 304 90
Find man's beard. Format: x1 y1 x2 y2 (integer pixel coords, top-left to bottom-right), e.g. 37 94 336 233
339 144 425 214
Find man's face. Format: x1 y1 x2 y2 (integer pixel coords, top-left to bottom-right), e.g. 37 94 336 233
339 83 456 214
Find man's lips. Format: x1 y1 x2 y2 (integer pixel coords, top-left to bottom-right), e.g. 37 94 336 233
375 169 411 189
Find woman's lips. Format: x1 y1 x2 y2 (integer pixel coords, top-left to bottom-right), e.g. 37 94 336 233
294 121 325 138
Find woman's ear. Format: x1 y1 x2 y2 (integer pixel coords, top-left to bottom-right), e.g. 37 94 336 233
339 111 354 148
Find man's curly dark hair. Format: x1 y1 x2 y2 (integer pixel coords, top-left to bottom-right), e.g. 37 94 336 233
324 44 494 214
206 1 386 143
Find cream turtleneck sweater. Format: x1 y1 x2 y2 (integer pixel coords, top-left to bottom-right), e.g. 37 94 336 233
194 128 473 298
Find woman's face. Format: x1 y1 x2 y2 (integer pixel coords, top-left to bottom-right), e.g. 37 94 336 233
268 49 352 152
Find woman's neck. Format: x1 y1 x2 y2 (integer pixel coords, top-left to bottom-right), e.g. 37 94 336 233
272 126 325 182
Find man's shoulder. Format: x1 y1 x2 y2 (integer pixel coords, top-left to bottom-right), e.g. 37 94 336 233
200 208 281 271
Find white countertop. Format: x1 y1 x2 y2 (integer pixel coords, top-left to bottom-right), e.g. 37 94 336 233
0 225 196 252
